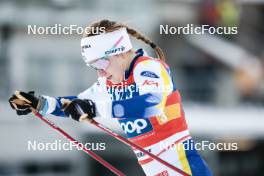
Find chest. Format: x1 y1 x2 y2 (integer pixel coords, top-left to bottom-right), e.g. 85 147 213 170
107 82 139 101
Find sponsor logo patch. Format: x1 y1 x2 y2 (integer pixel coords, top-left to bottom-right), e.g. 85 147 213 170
119 118 153 138
142 80 159 87
141 71 159 78
105 46 125 55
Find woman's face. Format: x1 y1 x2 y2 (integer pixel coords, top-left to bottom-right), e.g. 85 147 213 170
97 54 126 84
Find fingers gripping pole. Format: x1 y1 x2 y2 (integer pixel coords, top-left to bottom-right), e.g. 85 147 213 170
86 119 190 176
32 112 125 176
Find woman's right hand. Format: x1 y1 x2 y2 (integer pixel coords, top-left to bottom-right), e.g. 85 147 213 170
8 91 41 116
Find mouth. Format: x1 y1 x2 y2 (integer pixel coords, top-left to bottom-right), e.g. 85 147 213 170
107 75 112 80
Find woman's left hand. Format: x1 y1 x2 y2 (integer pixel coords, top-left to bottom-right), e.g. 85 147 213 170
63 99 96 122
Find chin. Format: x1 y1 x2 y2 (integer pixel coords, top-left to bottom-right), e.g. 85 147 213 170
110 77 123 84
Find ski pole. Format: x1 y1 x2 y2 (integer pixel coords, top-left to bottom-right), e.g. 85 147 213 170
85 118 190 176
31 111 126 176
62 100 190 176
11 98 125 176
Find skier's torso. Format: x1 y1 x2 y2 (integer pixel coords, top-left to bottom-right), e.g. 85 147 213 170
105 49 190 165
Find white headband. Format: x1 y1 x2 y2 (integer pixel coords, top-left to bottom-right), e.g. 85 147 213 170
81 28 133 65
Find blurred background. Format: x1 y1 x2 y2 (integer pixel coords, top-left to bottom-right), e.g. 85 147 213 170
0 0 264 175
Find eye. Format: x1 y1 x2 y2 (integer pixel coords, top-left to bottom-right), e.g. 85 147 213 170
89 59 110 70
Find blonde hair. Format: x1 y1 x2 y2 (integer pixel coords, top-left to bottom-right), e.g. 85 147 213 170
83 19 165 61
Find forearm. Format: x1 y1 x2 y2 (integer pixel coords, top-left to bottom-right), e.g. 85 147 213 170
40 95 77 117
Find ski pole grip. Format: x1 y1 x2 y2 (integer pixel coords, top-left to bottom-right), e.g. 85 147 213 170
61 98 91 122
60 98 71 110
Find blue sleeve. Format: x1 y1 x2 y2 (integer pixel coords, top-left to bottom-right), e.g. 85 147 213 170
111 93 163 119
50 96 77 117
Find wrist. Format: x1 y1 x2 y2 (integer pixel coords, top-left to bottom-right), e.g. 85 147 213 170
37 96 48 115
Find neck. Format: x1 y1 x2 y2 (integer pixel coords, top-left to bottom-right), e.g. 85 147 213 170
123 50 136 71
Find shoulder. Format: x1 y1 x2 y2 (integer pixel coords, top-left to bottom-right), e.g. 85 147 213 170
132 56 170 79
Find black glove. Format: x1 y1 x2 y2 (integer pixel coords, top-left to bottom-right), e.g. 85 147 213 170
63 99 96 122
8 91 41 115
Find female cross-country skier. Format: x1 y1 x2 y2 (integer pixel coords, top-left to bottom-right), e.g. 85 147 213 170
9 19 212 176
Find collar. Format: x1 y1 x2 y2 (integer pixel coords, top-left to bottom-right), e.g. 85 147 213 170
124 49 144 79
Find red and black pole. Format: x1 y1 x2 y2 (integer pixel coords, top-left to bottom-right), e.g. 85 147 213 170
33 111 125 176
